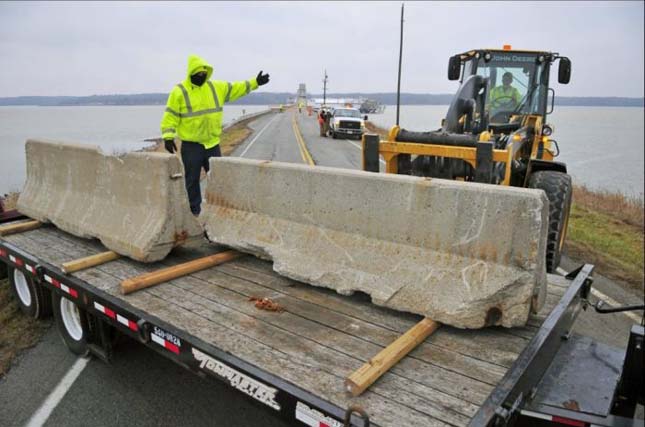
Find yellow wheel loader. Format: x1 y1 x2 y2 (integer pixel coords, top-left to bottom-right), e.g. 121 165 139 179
362 47 573 272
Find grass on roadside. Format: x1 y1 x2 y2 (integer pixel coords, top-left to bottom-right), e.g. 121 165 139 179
566 188 644 290
219 125 253 156
0 278 52 378
365 121 389 138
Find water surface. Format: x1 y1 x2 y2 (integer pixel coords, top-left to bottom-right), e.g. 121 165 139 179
0 105 268 193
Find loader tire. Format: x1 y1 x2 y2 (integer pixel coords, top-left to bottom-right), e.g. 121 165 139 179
528 171 572 273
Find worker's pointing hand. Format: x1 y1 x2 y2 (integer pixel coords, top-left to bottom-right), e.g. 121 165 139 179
256 71 270 86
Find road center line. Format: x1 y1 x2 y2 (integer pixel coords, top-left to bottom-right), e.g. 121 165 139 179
345 139 386 165
292 115 315 165
25 356 90 427
556 267 642 323
239 113 280 158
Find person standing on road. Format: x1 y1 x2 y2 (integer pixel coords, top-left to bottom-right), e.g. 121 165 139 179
323 109 331 136
160 54 270 215
318 109 326 137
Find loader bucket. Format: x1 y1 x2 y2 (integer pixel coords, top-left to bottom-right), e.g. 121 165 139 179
201 158 548 329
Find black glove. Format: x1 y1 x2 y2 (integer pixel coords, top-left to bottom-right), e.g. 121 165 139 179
256 70 270 86
164 139 177 153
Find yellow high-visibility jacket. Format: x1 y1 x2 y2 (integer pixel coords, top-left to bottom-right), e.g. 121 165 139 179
489 85 521 111
160 54 258 149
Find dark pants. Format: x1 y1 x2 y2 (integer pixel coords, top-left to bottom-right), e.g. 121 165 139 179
180 141 221 215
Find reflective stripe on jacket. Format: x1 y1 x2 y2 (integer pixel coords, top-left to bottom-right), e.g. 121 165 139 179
160 54 259 149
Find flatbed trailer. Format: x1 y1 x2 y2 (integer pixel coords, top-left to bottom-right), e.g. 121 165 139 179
2 218 629 427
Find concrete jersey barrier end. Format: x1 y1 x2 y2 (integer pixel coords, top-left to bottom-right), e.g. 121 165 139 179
17 139 204 262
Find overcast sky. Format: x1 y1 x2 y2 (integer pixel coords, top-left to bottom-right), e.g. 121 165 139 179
0 1 643 98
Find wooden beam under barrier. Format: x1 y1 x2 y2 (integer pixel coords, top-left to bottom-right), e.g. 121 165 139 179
0 220 42 236
62 251 121 274
120 250 243 295
345 317 440 396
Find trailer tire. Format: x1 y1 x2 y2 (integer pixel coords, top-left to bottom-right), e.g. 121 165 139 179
528 170 572 273
8 266 52 319
52 293 90 356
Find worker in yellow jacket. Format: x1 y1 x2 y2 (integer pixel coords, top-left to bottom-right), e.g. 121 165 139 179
161 54 270 215
489 71 521 114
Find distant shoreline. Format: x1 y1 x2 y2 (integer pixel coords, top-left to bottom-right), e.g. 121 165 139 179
0 93 643 108
1 104 644 108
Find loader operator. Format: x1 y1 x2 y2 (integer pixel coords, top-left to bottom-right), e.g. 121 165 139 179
160 54 270 216
489 71 521 114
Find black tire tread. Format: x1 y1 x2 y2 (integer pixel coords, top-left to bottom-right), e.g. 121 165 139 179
528 170 573 273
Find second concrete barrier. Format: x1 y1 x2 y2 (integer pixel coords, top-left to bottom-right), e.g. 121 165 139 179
201 158 549 329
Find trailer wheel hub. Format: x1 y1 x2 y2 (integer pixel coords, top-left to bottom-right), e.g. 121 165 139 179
13 269 32 307
60 298 83 341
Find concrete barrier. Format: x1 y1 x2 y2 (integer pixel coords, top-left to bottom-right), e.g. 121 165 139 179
222 109 273 131
201 158 549 329
17 140 203 262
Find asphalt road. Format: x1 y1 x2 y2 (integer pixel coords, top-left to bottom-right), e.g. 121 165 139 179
233 109 384 171
1 109 642 426
294 111 364 169
233 111 303 164
0 327 290 427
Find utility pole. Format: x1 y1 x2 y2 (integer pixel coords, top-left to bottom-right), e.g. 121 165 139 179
323 70 328 106
396 3 404 126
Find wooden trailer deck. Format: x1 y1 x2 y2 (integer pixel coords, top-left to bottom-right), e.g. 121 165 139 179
2 225 572 427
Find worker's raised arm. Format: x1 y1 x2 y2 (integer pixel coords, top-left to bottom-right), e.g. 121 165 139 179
160 88 183 141
220 71 270 104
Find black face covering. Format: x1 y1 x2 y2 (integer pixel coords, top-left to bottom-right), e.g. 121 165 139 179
190 72 207 86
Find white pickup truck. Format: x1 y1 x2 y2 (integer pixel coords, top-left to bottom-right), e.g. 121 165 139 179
328 107 366 139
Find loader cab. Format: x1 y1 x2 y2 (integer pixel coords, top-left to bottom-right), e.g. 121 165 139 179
449 49 571 126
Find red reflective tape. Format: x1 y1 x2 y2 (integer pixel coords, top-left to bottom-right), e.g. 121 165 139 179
15 258 24 267
104 307 116 319
165 341 180 354
69 288 78 298
552 417 587 427
0 249 6 257
321 423 330 427
51 278 61 288
128 320 138 331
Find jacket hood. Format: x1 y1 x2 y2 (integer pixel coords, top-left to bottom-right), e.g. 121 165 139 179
186 54 213 83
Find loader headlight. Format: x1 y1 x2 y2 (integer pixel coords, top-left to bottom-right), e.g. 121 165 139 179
542 124 553 136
